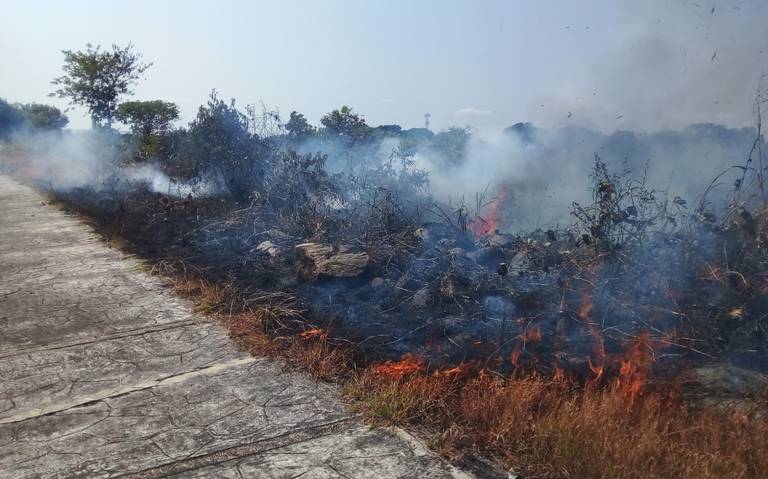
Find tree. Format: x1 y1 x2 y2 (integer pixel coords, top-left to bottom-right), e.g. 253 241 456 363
18 103 69 130
116 100 179 159
320 106 371 141
116 100 179 136
186 91 267 200
285 111 315 140
430 126 471 167
51 43 151 128
0 99 25 140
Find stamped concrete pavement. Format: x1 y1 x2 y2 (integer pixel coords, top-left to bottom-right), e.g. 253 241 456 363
0 175 469 478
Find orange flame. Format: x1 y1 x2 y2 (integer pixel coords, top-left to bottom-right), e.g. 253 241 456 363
373 354 424 378
520 325 542 343
510 348 522 367
433 363 473 379
579 287 606 383
299 328 327 340
469 185 508 237
615 331 653 403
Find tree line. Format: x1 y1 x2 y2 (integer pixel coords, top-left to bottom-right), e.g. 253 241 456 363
0 43 472 198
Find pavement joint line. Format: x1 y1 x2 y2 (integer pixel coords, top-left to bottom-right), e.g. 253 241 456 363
0 319 199 359
0 357 256 425
115 418 356 479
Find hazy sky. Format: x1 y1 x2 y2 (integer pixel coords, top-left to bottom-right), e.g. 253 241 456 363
2 0 767 131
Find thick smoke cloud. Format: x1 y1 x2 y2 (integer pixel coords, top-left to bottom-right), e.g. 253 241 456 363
415 1 768 230
416 123 757 230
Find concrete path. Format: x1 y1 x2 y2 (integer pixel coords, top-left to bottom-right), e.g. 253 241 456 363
0 175 468 478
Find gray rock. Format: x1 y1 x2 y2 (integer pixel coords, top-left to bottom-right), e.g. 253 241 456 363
295 242 369 279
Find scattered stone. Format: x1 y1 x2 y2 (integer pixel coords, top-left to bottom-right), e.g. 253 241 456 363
295 242 369 279
508 251 530 272
256 240 281 257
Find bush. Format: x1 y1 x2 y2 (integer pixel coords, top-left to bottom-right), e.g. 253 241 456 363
18 103 69 130
185 92 269 200
0 99 25 140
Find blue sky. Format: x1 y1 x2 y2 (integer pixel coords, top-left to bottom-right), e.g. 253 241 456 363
1 0 766 131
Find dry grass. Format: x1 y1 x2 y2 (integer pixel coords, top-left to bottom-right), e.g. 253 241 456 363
345 370 768 478
152 261 352 381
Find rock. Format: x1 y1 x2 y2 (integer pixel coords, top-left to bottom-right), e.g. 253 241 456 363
486 233 514 248
256 240 281 257
295 243 369 279
509 251 530 272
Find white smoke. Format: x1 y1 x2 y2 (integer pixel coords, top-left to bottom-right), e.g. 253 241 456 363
3 129 215 197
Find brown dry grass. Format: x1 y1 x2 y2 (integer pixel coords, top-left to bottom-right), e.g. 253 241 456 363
154 261 352 381
345 370 768 479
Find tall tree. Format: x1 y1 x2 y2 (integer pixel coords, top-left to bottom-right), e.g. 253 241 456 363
51 43 151 128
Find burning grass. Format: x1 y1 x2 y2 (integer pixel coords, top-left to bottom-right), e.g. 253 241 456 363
346 369 768 479
136 257 768 478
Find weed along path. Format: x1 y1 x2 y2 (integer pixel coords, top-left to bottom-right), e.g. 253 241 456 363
0 175 468 479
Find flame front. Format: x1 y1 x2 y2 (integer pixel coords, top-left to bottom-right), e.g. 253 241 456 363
469 185 508 237
373 353 424 378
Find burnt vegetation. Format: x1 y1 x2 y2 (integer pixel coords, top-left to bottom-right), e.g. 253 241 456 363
3 47 768 478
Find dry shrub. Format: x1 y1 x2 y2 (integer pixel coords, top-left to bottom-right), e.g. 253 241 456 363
228 311 351 380
345 370 768 479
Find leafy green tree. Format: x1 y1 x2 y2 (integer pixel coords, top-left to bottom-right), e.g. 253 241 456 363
0 99 25 140
186 92 267 200
116 100 179 136
116 100 179 159
285 111 315 140
51 43 151 128
320 106 371 141
18 103 69 130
